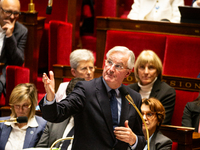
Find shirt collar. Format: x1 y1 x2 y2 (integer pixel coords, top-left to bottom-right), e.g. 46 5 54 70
102 78 121 97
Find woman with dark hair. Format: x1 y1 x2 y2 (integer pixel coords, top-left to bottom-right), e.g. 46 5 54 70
141 98 172 150
182 94 200 132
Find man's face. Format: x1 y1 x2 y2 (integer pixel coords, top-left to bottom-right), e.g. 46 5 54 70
0 0 20 23
72 60 95 81
103 51 131 89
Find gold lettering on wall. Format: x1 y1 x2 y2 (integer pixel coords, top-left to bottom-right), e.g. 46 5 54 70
179 81 182 87
170 81 176 87
195 83 200 90
185 82 192 88
126 76 133 82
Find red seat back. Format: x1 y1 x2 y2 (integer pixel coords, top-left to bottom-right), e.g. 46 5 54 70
104 30 167 67
4 66 30 106
48 20 72 71
163 35 200 78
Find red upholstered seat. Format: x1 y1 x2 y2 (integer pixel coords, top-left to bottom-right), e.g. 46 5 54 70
163 35 200 126
171 90 199 126
103 30 167 67
0 66 30 106
163 35 200 78
171 142 178 150
48 20 72 71
36 20 73 101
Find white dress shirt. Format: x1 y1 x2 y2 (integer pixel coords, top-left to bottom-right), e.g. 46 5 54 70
5 116 38 150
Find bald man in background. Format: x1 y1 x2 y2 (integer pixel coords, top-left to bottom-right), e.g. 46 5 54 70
0 0 28 97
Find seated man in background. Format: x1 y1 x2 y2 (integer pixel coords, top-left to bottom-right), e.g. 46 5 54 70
56 49 95 101
36 49 95 149
192 0 200 7
182 94 200 132
127 0 184 23
36 78 85 149
0 83 46 150
0 0 28 97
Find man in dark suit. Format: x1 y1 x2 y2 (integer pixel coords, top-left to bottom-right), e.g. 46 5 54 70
182 94 200 132
0 0 28 96
39 46 146 150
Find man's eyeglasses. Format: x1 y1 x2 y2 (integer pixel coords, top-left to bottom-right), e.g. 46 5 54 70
1 7 21 17
105 59 127 71
142 112 156 120
11 104 31 110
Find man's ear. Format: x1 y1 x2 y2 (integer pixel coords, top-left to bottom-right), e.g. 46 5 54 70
71 68 76 77
125 70 131 78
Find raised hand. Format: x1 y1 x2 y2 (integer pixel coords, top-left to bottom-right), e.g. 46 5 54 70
42 71 55 101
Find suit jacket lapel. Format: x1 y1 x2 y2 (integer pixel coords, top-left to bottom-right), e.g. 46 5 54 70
119 85 131 126
95 77 115 140
0 124 12 149
23 127 36 148
150 79 160 98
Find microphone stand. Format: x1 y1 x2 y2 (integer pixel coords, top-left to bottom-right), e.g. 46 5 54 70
125 94 150 150
50 137 74 150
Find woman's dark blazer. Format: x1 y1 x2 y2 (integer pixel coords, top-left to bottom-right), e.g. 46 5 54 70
128 79 176 125
150 130 172 150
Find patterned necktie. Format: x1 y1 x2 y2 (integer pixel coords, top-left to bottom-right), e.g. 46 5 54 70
110 89 118 129
61 126 74 150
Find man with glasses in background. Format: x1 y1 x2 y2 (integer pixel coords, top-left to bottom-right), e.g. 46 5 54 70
0 0 28 98
40 46 146 150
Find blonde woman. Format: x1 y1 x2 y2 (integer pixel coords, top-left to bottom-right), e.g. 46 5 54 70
0 83 47 150
129 50 176 125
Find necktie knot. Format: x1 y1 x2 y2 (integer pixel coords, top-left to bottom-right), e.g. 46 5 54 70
110 89 116 97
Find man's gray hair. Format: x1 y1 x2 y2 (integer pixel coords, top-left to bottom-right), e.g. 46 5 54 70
70 49 95 69
106 46 135 69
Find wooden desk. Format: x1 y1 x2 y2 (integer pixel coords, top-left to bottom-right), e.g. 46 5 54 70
95 17 200 68
18 12 46 85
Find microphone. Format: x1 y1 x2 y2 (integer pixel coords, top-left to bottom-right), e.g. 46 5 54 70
119 86 150 150
46 0 53 14
0 116 28 123
50 137 73 150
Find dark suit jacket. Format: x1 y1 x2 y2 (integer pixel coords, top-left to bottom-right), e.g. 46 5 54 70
0 116 47 150
0 21 28 91
150 130 172 150
39 76 146 150
182 101 200 132
36 118 70 148
128 79 176 125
